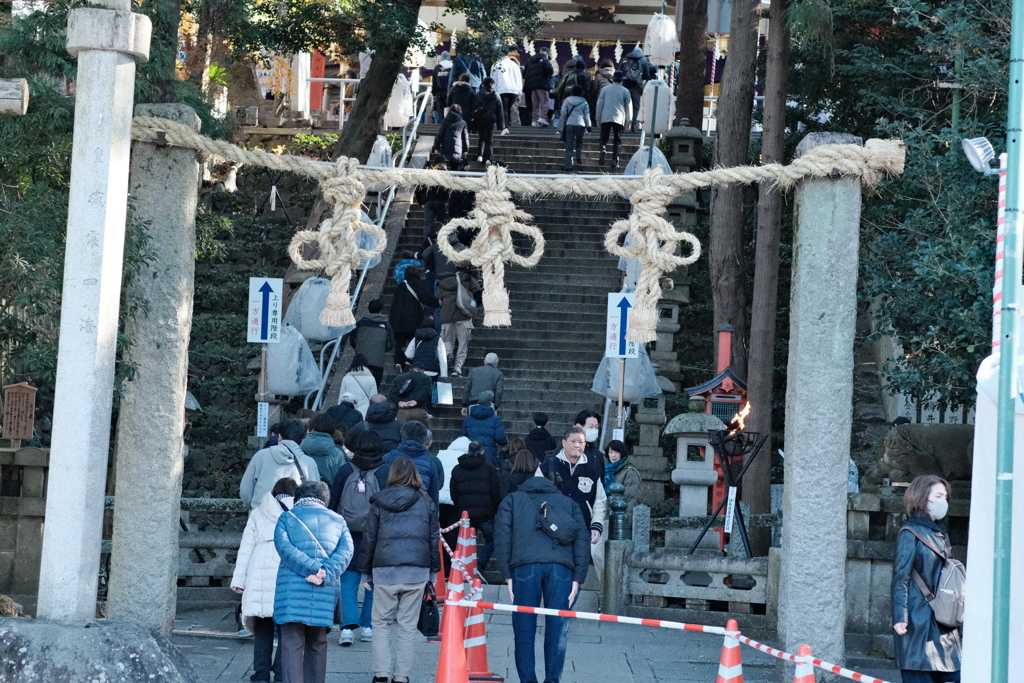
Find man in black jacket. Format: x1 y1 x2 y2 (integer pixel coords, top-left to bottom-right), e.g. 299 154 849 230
387 363 434 425
433 104 470 170
493 475 589 683
523 47 554 127
450 441 501 569
350 299 394 385
540 425 607 544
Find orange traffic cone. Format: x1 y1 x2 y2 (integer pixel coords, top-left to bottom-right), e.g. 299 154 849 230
792 644 815 682
464 579 503 681
456 513 477 580
435 583 469 683
715 619 743 683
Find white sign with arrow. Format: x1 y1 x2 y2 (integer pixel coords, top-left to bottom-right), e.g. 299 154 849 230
606 293 639 359
247 277 284 344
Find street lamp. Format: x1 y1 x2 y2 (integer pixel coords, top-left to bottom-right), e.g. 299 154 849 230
963 136 999 175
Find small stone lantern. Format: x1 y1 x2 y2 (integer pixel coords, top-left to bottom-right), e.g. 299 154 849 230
663 410 727 552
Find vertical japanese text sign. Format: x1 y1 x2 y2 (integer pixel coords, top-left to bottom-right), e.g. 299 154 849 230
606 293 639 359
247 278 284 344
2 383 37 440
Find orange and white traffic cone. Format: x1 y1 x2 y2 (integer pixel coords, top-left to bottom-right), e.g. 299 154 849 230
457 513 478 581
435 582 469 683
464 579 503 681
715 619 743 683
792 644 816 683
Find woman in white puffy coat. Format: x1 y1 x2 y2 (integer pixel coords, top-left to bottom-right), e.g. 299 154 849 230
338 353 378 418
491 49 524 128
231 478 297 682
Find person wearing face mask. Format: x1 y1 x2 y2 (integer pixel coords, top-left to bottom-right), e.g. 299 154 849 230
891 474 961 683
539 426 607 591
574 409 603 460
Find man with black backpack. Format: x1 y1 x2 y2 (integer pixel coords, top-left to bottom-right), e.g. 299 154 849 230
493 472 589 683
329 431 390 646
620 46 652 132
431 51 453 123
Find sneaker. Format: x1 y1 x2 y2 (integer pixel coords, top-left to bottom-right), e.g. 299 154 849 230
451 369 461 377
394 363 402 373
340 628 355 646
372 677 388 683
361 627 373 642
237 628 253 638
477 156 483 162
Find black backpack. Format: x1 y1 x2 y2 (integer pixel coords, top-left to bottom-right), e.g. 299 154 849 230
339 466 381 534
621 57 644 84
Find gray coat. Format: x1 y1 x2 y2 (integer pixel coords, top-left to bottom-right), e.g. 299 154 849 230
559 95 591 130
462 363 505 408
595 82 633 127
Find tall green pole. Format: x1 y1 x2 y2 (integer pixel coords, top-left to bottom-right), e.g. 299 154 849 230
992 1 1024 680
951 57 962 128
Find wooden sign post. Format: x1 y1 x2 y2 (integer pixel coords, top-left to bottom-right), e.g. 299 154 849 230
2 382 38 445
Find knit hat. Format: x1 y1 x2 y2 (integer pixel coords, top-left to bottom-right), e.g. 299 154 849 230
441 51 451 60
478 390 495 405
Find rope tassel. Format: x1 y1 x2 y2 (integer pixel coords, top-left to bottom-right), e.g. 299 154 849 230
436 166 545 328
605 170 701 344
287 158 386 327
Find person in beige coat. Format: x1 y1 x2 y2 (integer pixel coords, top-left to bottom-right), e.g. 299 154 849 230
231 478 297 681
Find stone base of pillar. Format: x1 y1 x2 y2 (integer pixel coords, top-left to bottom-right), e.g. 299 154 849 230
0 618 199 682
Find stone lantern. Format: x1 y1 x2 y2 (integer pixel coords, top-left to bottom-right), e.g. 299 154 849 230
663 409 726 553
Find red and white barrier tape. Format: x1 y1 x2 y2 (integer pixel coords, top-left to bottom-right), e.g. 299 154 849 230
439 529 483 583
449 599 725 635
451 599 893 683
733 634 893 683
440 521 460 533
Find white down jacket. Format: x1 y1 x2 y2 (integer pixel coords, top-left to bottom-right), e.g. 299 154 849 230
230 492 293 629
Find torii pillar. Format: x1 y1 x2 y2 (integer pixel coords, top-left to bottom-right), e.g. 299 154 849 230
777 133 863 673
36 0 151 622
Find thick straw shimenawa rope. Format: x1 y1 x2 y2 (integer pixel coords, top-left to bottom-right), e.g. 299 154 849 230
132 117 904 340
434 165 545 327
286 158 386 327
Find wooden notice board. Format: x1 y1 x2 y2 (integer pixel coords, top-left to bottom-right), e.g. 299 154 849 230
2 383 37 440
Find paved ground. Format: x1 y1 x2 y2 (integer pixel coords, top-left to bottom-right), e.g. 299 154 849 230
172 604 900 683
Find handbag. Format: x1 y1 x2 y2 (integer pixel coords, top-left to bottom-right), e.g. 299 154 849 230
417 582 440 637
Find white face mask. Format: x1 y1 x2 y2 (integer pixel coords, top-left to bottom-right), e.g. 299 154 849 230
928 499 949 521
584 429 599 443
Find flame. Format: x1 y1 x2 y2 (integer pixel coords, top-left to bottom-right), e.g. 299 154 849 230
729 402 751 433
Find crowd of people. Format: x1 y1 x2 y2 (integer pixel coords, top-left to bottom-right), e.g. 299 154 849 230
428 45 658 172
233 396 644 683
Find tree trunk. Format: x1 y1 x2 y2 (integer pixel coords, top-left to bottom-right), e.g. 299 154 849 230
743 0 790 557
140 0 185 103
675 0 708 130
708 0 759 378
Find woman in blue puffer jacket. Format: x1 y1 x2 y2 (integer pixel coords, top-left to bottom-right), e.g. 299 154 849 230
274 480 353 683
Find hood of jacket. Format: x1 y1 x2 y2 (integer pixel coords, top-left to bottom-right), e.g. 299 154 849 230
365 401 398 424
457 450 487 470
517 476 560 496
415 327 439 342
443 110 465 125
450 82 472 95
478 87 497 100
528 53 548 65
301 431 339 459
468 403 496 420
598 66 615 77
438 59 453 69
627 47 643 60
350 449 385 471
364 312 389 324
268 440 303 465
256 491 292 526
371 485 423 513
394 439 429 460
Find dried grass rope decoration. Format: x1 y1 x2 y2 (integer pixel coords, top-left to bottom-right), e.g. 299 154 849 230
435 165 545 327
287 158 386 327
605 169 701 343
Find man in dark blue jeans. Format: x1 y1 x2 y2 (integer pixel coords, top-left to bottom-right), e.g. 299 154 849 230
494 476 590 683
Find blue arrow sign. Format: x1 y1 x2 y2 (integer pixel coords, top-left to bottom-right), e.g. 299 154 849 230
617 296 632 356
258 281 273 340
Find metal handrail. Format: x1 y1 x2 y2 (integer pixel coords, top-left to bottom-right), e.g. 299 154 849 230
305 83 433 412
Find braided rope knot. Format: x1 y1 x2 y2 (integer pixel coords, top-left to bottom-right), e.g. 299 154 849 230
605 169 701 344
436 165 545 327
287 158 384 327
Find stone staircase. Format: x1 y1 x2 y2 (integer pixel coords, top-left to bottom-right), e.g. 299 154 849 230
379 125 644 447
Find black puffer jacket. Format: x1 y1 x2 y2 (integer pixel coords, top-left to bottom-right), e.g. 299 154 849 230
523 53 554 92
347 401 403 452
326 402 362 431
447 82 476 119
450 451 501 525
470 87 504 128
411 326 442 375
891 515 961 671
357 486 440 573
493 476 589 583
499 470 533 500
